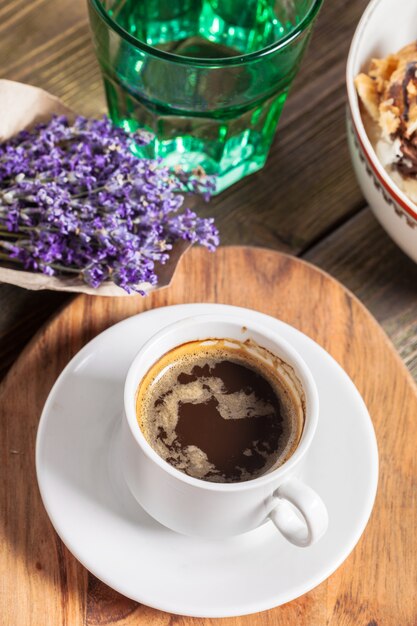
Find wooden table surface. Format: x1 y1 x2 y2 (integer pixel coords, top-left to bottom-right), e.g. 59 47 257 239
2 0 417 382
1 0 417 381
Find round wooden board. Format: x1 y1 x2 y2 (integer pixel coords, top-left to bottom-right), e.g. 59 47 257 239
1 247 416 626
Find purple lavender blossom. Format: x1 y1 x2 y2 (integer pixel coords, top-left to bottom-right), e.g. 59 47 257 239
0 115 219 293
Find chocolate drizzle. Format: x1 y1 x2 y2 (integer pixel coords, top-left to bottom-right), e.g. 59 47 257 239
402 61 417 122
393 62 417 177
395 135 417 176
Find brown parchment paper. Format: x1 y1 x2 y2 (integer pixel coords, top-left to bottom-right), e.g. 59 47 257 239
0 80 190 296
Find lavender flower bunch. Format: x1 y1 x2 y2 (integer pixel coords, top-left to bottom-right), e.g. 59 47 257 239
0 115 219 293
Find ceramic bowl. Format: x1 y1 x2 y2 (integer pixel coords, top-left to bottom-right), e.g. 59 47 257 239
346 0 417 262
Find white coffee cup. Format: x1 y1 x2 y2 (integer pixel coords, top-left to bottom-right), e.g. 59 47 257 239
122 314 328 547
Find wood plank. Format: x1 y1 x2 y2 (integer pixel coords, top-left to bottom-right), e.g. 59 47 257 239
1 247 416 625
304 209 417 378
0 0 103 117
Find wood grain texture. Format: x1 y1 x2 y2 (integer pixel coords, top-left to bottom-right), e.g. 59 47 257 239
1 247 416 626
305 209 417 379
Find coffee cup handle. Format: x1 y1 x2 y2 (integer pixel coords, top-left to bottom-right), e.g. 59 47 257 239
268 478 328 547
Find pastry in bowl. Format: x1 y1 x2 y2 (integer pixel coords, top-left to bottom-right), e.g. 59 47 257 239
355 42 417 204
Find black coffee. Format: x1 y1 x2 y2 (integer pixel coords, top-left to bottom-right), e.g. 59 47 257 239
136 339 304 483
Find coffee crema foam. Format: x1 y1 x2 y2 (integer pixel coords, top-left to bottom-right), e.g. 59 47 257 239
136 339 305 483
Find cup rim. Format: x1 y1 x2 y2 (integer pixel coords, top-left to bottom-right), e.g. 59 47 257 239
124 314 319 492
345 0 417 218
89 0 323 68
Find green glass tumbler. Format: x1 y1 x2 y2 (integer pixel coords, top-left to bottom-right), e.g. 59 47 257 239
88 0 323 192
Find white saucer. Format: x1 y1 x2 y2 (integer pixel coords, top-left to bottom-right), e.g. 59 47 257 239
36 304 378 618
